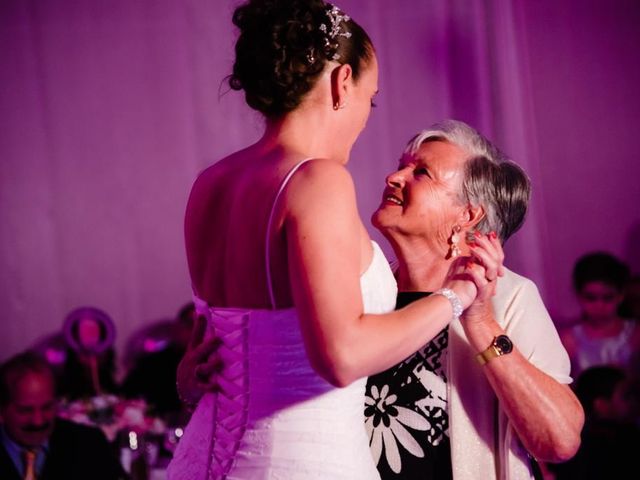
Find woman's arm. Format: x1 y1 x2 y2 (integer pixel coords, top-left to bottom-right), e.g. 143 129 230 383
460 237 584 463
465 313 583 462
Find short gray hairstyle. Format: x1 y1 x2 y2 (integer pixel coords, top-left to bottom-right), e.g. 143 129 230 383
405 119 531 243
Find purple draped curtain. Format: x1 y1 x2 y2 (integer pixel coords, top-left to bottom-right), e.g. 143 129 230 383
2 0 639 362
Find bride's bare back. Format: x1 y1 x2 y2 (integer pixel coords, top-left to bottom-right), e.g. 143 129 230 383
184 146 373 310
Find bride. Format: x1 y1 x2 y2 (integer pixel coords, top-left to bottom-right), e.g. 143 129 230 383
167 1 500 478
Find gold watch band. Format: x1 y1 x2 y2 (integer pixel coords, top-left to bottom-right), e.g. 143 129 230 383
476 346 500 366
476 335 513 366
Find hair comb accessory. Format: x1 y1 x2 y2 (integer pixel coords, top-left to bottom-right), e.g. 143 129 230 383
319 4 352 61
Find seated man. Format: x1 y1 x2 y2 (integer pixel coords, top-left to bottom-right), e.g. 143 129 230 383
0 351 127 480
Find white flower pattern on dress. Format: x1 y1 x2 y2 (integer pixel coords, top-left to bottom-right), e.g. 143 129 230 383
364 384 431 473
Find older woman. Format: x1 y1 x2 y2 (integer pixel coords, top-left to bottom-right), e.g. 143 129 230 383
365 120 584 480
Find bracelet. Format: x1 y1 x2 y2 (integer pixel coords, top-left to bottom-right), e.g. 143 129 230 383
432 288 463 320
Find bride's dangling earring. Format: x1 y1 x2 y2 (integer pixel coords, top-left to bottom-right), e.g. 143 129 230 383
449 225 461 258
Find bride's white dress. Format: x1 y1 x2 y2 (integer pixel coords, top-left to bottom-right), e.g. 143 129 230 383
167 160 397 479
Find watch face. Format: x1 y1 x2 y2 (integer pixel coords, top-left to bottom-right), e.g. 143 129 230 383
495 335 513 354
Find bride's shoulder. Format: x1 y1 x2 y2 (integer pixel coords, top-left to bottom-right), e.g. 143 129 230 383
192 153 243 186
288 157 353 188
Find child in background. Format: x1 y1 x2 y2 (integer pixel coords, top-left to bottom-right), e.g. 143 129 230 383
559 252 640 378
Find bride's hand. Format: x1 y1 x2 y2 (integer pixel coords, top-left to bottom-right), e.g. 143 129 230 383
176 315 222 408
442 256 479 309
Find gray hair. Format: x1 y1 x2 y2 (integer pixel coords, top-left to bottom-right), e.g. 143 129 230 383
405 119 531 243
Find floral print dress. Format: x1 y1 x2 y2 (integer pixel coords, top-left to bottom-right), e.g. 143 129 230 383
365 292 452 479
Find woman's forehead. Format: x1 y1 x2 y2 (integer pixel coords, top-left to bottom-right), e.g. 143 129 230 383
401 141 467 168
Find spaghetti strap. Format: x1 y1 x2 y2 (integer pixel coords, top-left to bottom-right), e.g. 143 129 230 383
265 158 314 309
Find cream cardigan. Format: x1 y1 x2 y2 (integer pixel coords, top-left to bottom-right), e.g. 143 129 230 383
448 268 572 480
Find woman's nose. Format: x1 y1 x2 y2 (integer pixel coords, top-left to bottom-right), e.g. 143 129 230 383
386 169 406 188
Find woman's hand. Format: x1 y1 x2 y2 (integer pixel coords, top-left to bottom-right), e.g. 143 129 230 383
462 231 505 323
442 231 504 315
466 231 504 297
176 314 222 408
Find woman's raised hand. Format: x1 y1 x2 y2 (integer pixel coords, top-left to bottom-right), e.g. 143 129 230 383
465 231 505 302
458 231 506 327
441 231 505 312
176 314 222 408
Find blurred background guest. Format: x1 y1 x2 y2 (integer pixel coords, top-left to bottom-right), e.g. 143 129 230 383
121 302 196 419
549 365 640 479
0 351 127 480
57 307 120 401
559 252 640 378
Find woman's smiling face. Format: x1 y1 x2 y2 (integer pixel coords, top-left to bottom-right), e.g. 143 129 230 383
372 139 469 248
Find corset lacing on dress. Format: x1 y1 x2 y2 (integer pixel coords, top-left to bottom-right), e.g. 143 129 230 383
197 160 315 479
205 308 250 479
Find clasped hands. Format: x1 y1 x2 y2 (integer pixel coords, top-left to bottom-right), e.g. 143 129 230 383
442 230 505 320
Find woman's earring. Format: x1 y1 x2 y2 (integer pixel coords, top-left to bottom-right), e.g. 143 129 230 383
333 101 346 110
449 225 461 258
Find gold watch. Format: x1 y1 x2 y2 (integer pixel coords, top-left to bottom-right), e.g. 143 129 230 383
476 335 513 365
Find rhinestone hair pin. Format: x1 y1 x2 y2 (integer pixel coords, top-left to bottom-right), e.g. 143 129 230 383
318 4 352 61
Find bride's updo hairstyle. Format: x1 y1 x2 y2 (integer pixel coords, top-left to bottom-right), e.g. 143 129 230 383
229 0 374 118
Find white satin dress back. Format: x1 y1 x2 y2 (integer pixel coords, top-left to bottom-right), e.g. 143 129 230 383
167 159 397 479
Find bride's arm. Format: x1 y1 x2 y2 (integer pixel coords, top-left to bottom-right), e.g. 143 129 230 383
284 160 488 386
